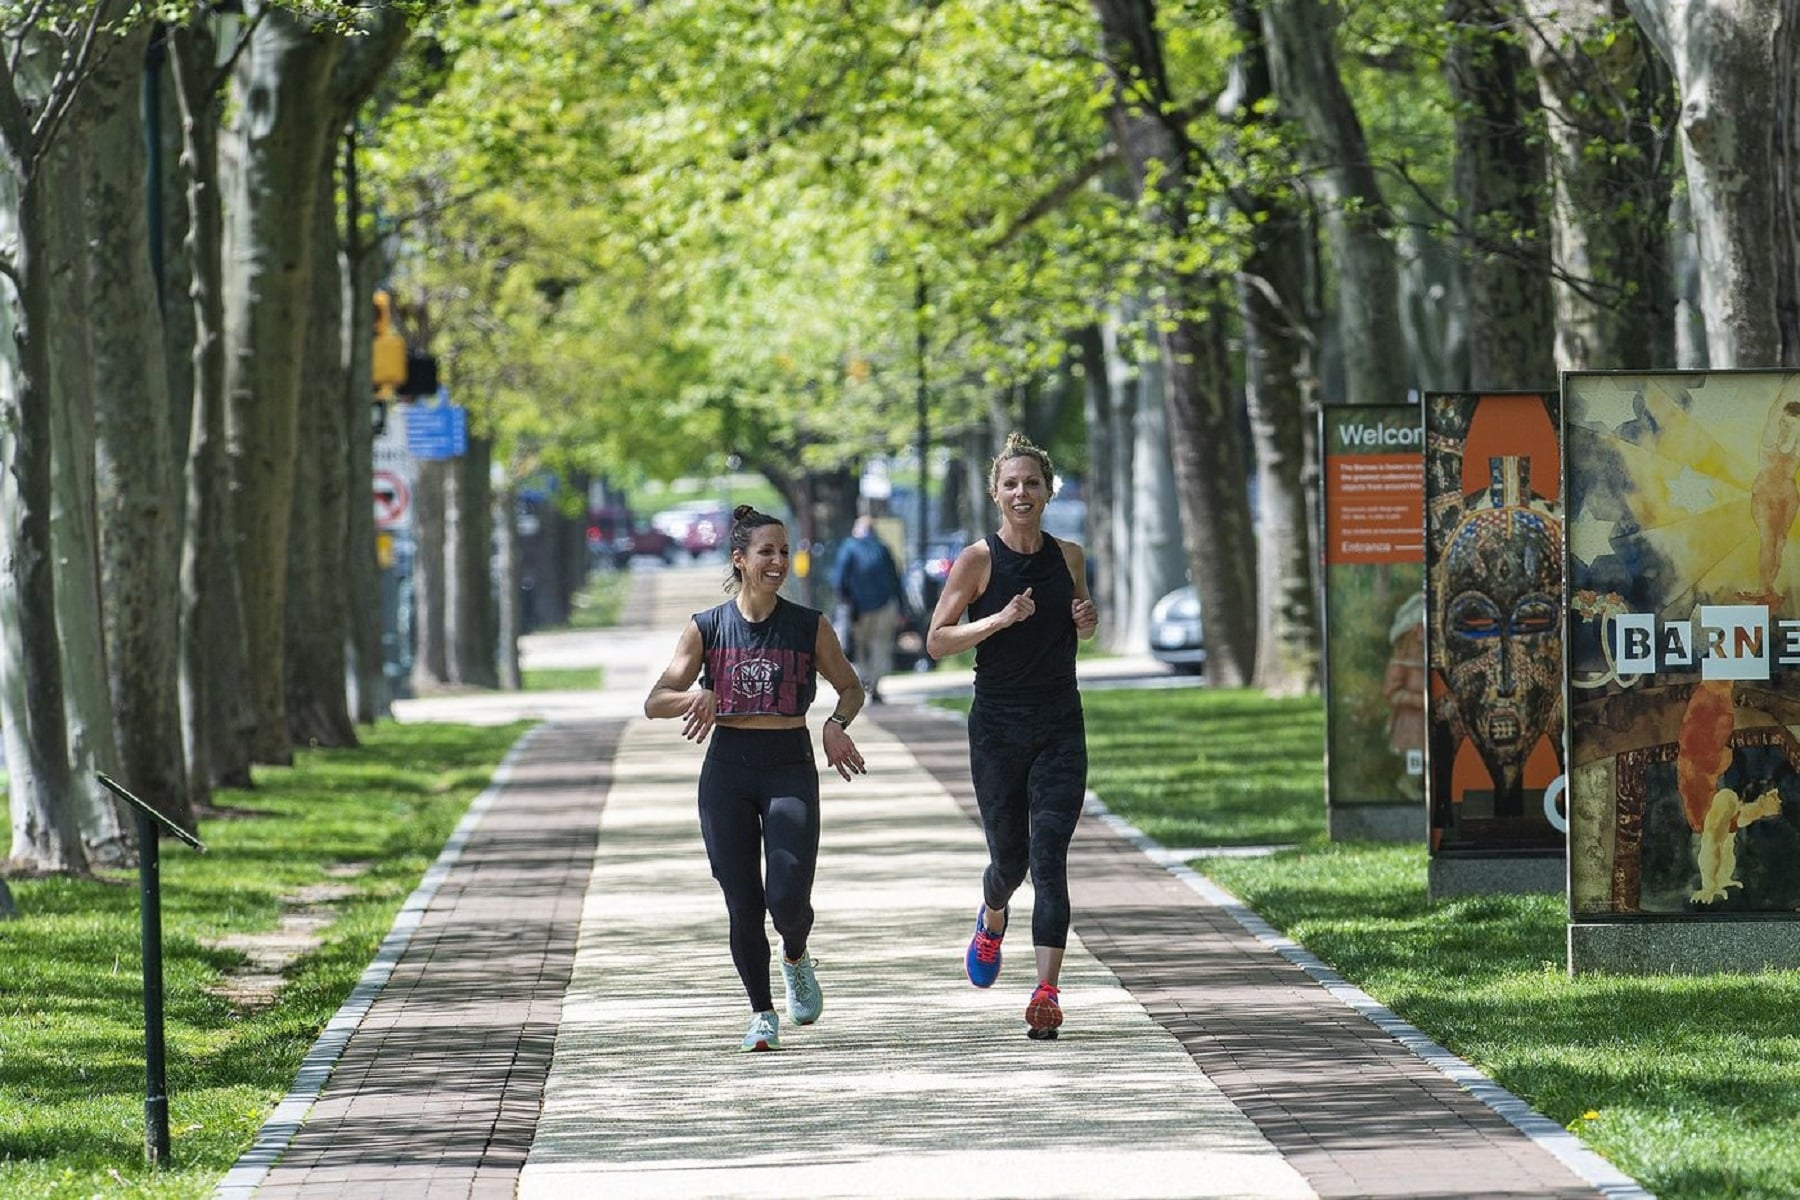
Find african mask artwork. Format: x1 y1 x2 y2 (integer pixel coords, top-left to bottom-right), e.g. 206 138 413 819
1438 456 1564 817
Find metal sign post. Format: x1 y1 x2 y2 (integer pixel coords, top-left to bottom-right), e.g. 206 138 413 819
97 772 206 1164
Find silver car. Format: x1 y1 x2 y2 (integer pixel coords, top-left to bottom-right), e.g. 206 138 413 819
1149 585 1205 673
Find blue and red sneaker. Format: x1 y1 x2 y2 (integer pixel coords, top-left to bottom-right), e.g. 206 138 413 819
965 905 1006 988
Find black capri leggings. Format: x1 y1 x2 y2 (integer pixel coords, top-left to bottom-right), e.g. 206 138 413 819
968 692 1087 949
698 725 820 1013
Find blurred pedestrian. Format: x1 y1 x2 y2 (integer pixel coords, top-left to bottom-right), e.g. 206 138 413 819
830 514 905 703
644 504 868 1052
925 432 1098 1040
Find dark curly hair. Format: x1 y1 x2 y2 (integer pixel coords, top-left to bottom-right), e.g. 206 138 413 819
724 504 786 594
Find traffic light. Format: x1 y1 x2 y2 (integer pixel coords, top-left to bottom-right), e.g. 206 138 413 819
372 290 407 399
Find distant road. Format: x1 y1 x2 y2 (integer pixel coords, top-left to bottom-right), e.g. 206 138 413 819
394 561 1194 727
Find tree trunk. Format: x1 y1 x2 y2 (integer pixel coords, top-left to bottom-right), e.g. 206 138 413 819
1073 325 1119 630
0 137 85 874
1524 0 1679 370
85 21 192 829
1260 0 1413 406
220 9 343 764
1229 0 1321 693
170 21 256 793
344 157 387 723
410 456 448 691
1445 0 1558 389
495 483 522 691
452 437 499 688
1163 307 1259 685
44 100 127 861
323 7 411 713
1090 0 1260 684
285 162 357 748
1774 0 1800 365
1625 0 1785 367
1127 340 1187 647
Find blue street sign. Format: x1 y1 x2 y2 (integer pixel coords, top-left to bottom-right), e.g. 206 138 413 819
406 400 467 460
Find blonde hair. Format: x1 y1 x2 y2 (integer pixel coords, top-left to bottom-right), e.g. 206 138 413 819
988 431 1055 495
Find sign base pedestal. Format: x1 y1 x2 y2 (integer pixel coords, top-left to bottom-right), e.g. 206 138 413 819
1427 853 1563 901
1326 803 1418 843
1569 920 1800 976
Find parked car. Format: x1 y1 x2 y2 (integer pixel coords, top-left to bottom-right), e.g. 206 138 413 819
612 522 680 568
681 507 728 558
904 530 967 618
1149 584 1206 673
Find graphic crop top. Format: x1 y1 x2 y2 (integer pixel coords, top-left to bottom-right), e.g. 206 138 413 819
695 596 821 717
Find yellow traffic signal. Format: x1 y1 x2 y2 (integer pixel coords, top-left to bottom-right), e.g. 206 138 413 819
372 290 407 398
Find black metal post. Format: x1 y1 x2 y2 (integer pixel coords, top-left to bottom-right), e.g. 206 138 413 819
135 805 170 1164
915 264 928 570
99 772 205 1166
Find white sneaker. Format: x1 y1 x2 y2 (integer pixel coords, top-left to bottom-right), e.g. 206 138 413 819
741 1009 781 1052
782 953 823 1025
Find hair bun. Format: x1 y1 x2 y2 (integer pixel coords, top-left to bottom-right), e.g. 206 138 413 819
733 504 757 522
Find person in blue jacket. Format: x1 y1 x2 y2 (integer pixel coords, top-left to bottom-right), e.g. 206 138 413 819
830 514 905 703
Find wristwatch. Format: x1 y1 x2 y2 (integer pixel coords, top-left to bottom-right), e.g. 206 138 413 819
827 713 852 731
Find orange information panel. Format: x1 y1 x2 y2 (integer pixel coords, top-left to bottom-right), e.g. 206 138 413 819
1326 454 1425 565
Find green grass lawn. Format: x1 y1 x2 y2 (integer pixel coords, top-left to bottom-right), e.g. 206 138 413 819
0 721 526 1199
520 666 603 692
1059 686 1800 1200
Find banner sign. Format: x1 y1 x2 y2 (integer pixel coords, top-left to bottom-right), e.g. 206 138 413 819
1322 404 1427 810
1422 392 1565 857
1566 370 1800 918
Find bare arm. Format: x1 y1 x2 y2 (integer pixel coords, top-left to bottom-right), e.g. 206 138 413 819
812 615 867 781
1062 541 1098 640
926 540 1035 659
644 619 718 743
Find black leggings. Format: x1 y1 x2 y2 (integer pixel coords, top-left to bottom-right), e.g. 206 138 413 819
698 726 820 1012
968 693 1087 949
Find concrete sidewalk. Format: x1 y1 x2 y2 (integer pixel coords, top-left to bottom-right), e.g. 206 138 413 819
518 715 1312 1199
217 692 1651 1199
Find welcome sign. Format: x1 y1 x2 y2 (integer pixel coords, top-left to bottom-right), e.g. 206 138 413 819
1321 403 1426 832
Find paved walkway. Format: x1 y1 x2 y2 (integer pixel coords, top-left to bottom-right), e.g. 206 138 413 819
213 568 1654 1199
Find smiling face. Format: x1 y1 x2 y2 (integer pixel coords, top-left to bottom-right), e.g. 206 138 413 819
732 522 790 595
990 454 1051 530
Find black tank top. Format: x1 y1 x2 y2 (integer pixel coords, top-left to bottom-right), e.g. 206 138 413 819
695 597 821 717
967 532 1078 704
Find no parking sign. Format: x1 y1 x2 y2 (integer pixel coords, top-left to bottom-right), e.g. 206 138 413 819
374 468 411 531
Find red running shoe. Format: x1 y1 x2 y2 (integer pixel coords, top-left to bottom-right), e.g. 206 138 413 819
1025 981 1062 1040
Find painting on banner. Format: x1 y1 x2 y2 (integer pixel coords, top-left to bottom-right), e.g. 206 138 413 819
1566 370 1800 917
1421 392 1565 857
1321 404 1427 810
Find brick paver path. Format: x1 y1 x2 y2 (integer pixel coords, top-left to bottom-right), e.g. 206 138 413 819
221 720 622 1200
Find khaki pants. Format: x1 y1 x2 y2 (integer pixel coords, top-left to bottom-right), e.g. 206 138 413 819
850 602 898 693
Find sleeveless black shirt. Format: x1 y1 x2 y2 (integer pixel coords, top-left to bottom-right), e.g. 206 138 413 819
966 532 1078 704
695 597 821 717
